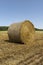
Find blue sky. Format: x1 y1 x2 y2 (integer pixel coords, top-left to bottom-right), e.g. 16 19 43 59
0 0 43 29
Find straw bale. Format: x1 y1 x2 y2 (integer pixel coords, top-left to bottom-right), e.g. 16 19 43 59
8 20 35 44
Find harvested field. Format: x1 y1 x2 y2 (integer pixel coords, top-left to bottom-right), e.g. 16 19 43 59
0 31 43 65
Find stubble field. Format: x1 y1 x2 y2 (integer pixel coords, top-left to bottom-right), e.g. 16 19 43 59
0 31 43 65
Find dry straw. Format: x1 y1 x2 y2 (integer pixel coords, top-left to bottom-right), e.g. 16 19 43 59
8 20 35 44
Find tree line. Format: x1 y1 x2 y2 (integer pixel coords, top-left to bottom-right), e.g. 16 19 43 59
0 26 9 31
35 28 43 31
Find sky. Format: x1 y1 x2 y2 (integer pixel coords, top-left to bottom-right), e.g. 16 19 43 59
0 0 43 29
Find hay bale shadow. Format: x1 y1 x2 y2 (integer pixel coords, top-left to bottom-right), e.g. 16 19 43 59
4 40 24 45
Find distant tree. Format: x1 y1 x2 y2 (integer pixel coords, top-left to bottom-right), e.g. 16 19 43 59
0 26 9 31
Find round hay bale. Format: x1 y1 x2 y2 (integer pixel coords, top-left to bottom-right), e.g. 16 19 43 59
8 20 35 44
